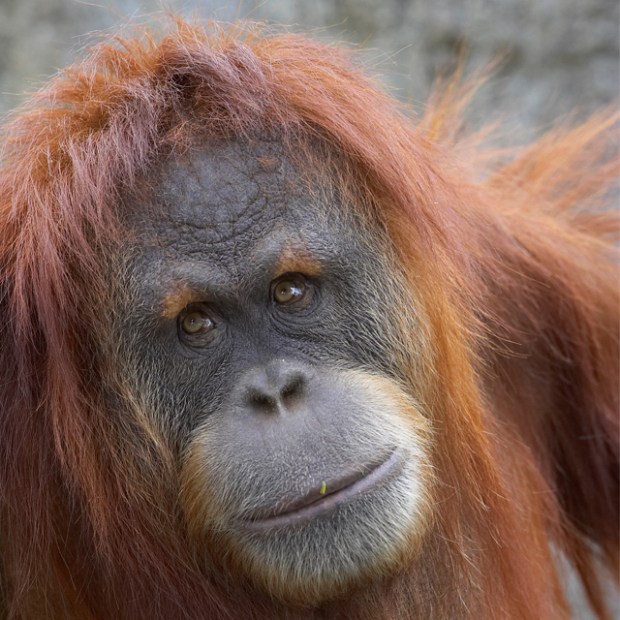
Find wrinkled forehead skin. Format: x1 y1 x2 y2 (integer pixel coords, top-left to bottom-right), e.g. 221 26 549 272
122 138 375 298
147 140 300 254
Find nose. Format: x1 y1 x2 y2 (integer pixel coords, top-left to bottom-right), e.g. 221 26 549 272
242 360 308 413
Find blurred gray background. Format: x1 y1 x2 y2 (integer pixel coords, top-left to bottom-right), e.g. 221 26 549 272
0 1 617 617
0 0 618 139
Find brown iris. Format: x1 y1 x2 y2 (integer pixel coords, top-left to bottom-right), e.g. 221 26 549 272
272 275 307 305
180 307 215 335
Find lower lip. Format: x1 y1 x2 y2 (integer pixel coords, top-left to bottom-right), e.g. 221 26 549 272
244 450 404 532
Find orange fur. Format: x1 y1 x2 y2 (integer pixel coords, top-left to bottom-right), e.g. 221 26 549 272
0 18 617 619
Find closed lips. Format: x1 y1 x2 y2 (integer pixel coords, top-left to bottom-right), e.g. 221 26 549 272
246 449 403 531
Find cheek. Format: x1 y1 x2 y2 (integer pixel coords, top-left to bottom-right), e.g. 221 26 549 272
113 322 231 440
178 370 434 605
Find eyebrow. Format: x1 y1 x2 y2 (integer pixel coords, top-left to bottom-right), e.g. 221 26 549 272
158 244 323 319
273 245 322 278
160 282 202 320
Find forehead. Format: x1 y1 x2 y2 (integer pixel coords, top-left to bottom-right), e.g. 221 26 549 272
121 139 371 301
129 140 343 257
150 140 308 250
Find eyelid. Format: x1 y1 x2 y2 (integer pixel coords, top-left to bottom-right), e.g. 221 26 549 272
272 249 323 280
161 284 210 320
271 272 306 293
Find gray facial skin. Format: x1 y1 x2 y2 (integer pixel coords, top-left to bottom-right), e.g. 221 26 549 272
113 139 431 604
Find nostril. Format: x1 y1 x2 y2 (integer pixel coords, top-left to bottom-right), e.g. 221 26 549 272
280 372 305 402
242 362 309 414
247 388 277 411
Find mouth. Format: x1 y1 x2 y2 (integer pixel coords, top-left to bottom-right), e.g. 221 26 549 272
245 449 403 532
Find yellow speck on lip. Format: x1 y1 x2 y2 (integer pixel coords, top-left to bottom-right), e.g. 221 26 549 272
319 481 327 495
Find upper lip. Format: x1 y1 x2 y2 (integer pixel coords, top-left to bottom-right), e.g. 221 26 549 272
245 448 402 531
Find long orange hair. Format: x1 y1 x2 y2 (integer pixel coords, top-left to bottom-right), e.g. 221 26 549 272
0 19 617 619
